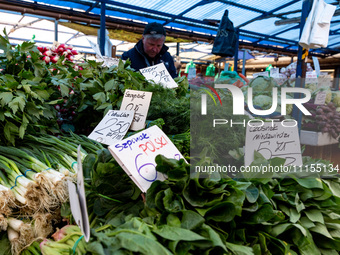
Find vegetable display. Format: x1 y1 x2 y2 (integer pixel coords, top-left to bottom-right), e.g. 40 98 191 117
0 33 339 255
302 102 340 139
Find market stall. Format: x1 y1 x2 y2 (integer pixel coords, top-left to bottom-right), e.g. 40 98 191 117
0 0 339 255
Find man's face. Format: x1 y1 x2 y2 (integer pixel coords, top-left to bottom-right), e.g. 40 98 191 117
142 35 165 58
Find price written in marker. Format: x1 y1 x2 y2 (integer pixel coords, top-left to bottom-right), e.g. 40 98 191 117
140 63 178 88
88 110 134 145
120 89 152 131
108 125 185 192
245 121 302 167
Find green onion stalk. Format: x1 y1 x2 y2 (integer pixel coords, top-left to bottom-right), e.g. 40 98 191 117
0 146 69 205
10 159 59 212
8 226 21 255
0 156 42 212
25 135 87 160
21 144 77 179
66 132 105 153
7 217 35 255
31 145 79 176
21 241 42 255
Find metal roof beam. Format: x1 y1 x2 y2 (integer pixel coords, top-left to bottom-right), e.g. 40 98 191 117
0 19 76 35
237 0 299 28
86 1 100 13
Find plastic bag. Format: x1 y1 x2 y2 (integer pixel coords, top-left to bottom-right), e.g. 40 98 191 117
212 10 237 57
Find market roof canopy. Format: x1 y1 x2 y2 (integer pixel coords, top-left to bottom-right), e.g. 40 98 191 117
0 0 340 56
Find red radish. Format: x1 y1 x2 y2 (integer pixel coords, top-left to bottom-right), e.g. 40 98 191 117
42 56 50 63
71 49 78 55
43 50 53 56
37 46 45 52
50 55 59 63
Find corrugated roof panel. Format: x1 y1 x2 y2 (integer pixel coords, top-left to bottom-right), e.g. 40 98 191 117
1 0 340 56
276 29 300 41
185 3 259 28
184 2 227 21
117 0 158 9
242 17 294 36
34 0 89 11
328 36 340 46
151 0 202 15
235 0 294 12
274 1 301 14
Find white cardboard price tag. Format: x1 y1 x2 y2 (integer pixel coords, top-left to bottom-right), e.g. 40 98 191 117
245 121 303 166
120 89 152 131
140 63 178 88
314 91 327 105
253 72 269 78
108 125 185 193
100 56 124 68
86 38 124 67
67 145 90 242
88 110 134 145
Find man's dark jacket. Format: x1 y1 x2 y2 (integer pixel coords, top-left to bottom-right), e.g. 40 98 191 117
121 40 177 78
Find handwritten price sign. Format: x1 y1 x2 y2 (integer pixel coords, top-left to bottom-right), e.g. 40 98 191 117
245 121 302 167
88 110 134 145
140 63 178 88
120 89 152 131
108 125 184 192
314 91 327 105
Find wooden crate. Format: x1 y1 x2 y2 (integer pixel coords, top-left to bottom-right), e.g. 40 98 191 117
303 143 340 166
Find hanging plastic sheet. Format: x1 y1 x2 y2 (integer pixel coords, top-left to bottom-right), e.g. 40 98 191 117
299 0 336 49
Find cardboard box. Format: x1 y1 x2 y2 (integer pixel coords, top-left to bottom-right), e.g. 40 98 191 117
300 130 339 146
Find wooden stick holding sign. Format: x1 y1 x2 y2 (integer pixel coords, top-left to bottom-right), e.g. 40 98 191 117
140 63 178 89
108 125 185 193
88 110 134 145
67 145 90 242
120 89 152 131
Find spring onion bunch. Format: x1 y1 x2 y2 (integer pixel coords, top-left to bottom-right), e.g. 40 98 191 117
40 225 86 255
0 147 68 210
0 156 42 212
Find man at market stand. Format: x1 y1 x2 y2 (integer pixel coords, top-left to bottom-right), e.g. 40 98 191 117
121 22 178 78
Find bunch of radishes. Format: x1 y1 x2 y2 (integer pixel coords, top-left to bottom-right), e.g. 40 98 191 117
37 43 78 64
302 102 340 139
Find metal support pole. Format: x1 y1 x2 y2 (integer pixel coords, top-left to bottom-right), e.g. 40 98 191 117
233 28 239 73
242 49 247 75
333 66 340 90
176 42 180 56
54 20 58 42
292 0 313 131
100 0 106 56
